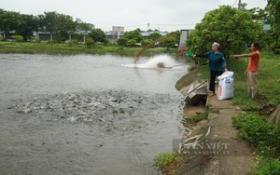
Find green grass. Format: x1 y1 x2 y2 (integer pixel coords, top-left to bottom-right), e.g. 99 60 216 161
233 113 280 157
255 158 280 175
154 152 182 170
230 52 280 109
186 111 208 124
0 41 176 56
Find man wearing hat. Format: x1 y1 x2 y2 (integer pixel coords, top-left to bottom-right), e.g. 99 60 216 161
195 42 227 96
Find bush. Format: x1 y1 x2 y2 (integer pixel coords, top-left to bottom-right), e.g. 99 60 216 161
85 38 95 48
123 29 143 43
159 36 177 48
11 35 24 42
88 28 107 43
141 39 154 47
148 32 162 41
127 39 137 47
267 0 280 54
233 113 280 157
255 158 280 175
271 42 280 54
67 40 79 46
48 40 61 44
117 38 128 46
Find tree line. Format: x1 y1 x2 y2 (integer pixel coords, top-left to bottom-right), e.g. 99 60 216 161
117 29 180 48
0 9 181 48
0 9 106 43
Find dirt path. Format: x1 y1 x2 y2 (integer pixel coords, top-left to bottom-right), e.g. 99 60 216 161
176 96 254 175
204 96 254 175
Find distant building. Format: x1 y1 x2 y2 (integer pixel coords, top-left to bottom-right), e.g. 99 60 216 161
106 26 125 41
112 26 125 33
33 31 52 41
179 29 192 50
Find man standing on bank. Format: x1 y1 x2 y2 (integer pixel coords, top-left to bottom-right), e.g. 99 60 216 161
232 42 261 99
195 42 227 96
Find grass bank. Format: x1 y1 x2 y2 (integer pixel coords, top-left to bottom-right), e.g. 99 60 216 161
154 152 183 175
0 41 177 56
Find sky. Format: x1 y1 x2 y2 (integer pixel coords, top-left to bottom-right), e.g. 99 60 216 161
0 0 267 31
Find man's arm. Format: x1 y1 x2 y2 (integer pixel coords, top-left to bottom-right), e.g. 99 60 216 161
194 51 210 58
231 52 255 58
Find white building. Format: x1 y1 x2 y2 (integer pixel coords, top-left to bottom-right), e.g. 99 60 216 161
179 29 192 49
106 26 125 41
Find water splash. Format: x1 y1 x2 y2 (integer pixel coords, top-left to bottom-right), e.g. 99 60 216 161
122 55 185 69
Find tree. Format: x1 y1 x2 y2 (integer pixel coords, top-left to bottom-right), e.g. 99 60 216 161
76 20 94 32
141 39 154 47
159 36 177 48
56 14 76 41
246 7 272 50
89 28 107 43
40 12 77 41
148 32 161 41
0 10 21 39
127 39 137 47
166 31 180 44
267 0 280 53
117 38 128 46
248 7 268 21
76 20 94 43
159 31 180 48
188 6 262 57
122 29 143 43
17 14 39 40
41 12 59 40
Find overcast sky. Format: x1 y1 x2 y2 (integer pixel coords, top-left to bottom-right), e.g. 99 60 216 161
1 0 267 31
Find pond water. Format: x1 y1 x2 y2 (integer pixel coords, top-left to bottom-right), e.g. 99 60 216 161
0 54 188 175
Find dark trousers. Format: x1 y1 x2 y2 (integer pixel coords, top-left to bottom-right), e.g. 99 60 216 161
209 70 223 93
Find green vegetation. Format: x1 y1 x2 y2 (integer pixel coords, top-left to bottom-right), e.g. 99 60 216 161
192 52 280 111
186 111 208 124
231 52 280 109
117 29 180 49
185 8 279 174
233 113 280 156
141 39 154 47
0 9 182 52
233 113 280 175
229 52 280 174
154 152 182 171
0 41 176 56
159 31 180 49
88 28 107 43
266 0 280 53
0 10 96 42
188 6 262 57
255 158 280 175
122 29 143 43
188 1 280 55
190 51 280 175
